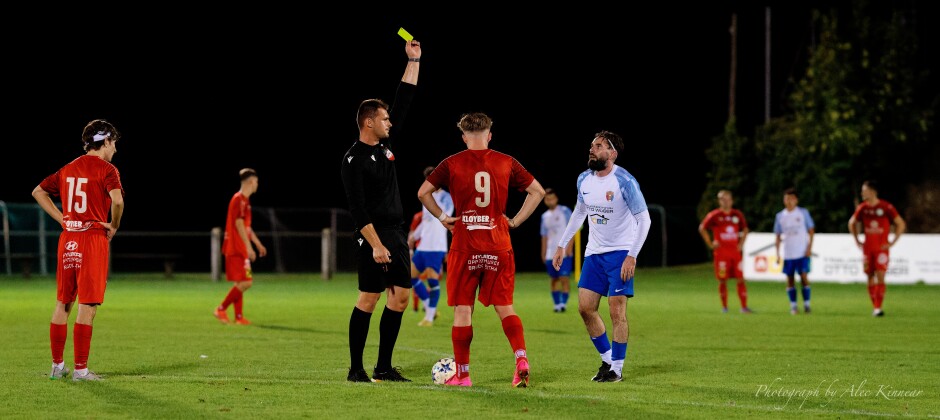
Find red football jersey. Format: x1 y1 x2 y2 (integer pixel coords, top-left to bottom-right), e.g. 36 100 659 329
410 211 422 232
852 200 900 251
39 155 123 232
700 209 748 251
426 149 534 253
222 192 252 256
410 211 423 248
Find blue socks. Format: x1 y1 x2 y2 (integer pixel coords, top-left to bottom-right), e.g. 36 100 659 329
612 340 627 362
591 332 612 358
411 278 430 301
428 279 440 308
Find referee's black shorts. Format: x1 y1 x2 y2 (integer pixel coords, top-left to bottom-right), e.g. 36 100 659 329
354 228 412 293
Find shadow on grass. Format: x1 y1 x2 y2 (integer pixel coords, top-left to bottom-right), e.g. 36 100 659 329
252 324 324 333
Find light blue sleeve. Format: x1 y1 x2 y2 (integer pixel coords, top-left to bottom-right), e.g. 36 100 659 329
540 212 548 236
801 207 815 229
439 192 455 216
576 170 590 205
561 205 572 223
615 168 648 215
773 211 783 234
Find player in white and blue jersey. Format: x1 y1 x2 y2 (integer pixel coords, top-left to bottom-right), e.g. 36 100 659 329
553 131 651 383
774 187 815 315
412 166 453 326
540 188 575 312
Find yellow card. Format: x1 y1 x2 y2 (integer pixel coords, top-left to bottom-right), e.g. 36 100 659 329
398 27 413 42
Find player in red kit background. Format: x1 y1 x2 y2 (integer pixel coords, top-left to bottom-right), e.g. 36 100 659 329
418 112 545 388
408 210 425 312
214 168 267 325
848 180 906 317
698 190 752 314
32 119 125 381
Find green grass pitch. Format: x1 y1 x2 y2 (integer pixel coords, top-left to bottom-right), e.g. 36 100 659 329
1 263 937 419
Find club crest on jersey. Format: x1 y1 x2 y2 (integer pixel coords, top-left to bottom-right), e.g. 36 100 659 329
732 216 739 224
876 208 884 216
382 146 395 161
606 191 614 202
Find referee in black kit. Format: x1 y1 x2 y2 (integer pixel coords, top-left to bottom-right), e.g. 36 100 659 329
340 37 422 383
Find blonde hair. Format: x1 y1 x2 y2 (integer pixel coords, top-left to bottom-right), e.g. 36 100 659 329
457 112 493 133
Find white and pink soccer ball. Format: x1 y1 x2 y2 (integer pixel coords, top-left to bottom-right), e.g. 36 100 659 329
431 357 456 385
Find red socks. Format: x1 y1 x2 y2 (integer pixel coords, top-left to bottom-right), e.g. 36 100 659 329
234 294 244 319
220 287 243 310
452 317 527 379
500 315 527 362
737 282 748 308
718 281 728 308
50 323 67 364
73 323 93 370
870 283 886 309
452 326 473 379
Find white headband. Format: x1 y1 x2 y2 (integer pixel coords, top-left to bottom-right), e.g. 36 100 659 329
92 131 111 142
594 136 616 152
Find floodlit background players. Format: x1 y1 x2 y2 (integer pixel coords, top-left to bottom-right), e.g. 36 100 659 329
409 166 453 326
848 180 905 317
540 188 574 312
214 168 267 326
698 190 752 314
773 187 815 315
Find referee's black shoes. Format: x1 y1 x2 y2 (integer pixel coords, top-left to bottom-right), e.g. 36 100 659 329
372 366 412 382
347 367 374 383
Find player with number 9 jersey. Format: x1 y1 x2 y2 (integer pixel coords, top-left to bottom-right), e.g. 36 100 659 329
427 152 533 255
418 112 544 388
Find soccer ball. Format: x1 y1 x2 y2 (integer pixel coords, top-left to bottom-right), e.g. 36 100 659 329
431 357 457 385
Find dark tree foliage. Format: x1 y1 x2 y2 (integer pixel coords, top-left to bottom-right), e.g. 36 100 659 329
701 1 935 234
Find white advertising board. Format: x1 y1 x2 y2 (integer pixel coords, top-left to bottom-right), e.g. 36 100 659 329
742 233 940 284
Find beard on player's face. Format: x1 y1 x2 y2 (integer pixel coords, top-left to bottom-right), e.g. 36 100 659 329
588 156 608 171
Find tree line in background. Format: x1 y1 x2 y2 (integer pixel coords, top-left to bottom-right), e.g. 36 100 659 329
700 1 939 234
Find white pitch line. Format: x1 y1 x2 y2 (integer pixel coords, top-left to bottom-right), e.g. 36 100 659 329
128 373 932 417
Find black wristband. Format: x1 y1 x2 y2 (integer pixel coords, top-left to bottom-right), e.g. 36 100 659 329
409 58 420 62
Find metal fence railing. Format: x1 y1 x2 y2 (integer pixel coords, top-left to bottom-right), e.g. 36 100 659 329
1 203 355 279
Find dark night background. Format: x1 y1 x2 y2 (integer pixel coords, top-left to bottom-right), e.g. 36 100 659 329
3 3 938 273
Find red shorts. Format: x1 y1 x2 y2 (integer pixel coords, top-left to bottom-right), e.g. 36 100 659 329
862 248 890 275
713 249 743 280
56 230 109 305
225 254 253 281
446 249 515 307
